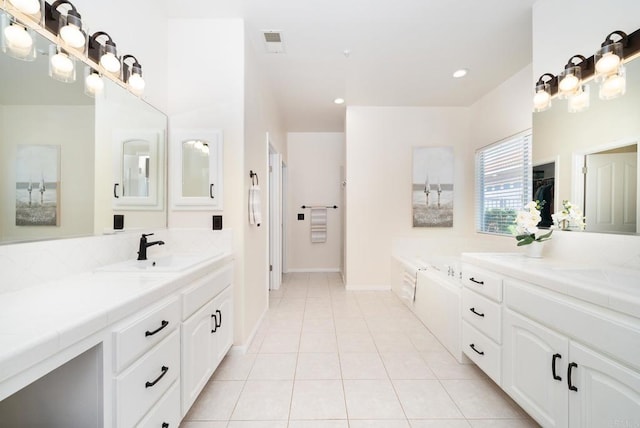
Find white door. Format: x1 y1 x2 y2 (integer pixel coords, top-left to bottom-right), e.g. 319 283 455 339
568 341 640 428
585 152 637 233
269 149 283 290
503 309 569 428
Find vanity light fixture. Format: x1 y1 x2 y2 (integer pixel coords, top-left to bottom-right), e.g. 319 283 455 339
84 66 103 97
595 31 628 100
0 13 36 60
48 43 75 82
88 31 120 74
567 84 590 113
6 0 41 17
44 0 85 49
532 73 555 112
558 55 587 99
122 54 145 96
532 27 640 112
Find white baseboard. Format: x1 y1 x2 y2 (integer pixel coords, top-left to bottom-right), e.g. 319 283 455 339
230 305 268 355
286 268 341 273
345 284 391 291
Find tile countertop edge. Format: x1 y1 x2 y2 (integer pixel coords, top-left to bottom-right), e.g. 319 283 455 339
461 252 640 319
0 251 233 394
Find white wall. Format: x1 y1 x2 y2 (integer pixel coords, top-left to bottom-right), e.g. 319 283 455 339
0 105 95 243
345 107 473 289
243 33 286 344
286 132 344 272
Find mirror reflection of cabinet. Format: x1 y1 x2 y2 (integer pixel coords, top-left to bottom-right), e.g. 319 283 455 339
171 129 223 210
113 129 164 210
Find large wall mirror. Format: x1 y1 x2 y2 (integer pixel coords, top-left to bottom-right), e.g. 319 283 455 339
533 57 640 235
0 11 167 244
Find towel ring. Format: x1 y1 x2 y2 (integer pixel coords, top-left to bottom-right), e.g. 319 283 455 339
249 170 259 186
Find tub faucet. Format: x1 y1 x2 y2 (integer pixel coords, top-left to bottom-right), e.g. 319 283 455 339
137 233 165 260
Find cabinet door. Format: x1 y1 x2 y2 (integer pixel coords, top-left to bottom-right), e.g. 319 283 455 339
171 128 223 210
211 286 234 367
503 309 568 427
181 301 214 416
569 341 640 428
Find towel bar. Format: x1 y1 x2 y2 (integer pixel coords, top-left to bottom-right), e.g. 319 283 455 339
301 205 338 209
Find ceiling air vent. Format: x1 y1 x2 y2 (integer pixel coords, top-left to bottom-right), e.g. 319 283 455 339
263 31 285 54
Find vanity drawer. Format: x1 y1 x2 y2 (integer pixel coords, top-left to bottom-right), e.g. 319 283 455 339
182 264 233 320
462 264 503 302
113 296 180 373
462 287 502 343
136 380 180 428
116 329 180 428
462 321 501 385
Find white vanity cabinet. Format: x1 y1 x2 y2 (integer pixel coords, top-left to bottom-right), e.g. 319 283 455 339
460 264 503 385
502 277 640 427
180 264 234 415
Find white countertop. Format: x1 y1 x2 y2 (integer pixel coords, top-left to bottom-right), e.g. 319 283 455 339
0 251 233 391
461 252 640 319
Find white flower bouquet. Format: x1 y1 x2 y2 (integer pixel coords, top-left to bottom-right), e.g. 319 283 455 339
552 200 585 230
513 200 553 246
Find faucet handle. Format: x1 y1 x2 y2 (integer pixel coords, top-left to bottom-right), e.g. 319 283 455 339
142 233 154 238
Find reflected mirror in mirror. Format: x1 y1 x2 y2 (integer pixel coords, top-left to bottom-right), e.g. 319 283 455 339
533 55 640 235
0 9 168 244
182 140 210 198
122 140 150 198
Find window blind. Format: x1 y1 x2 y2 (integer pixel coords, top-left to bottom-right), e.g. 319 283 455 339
475 131 532 235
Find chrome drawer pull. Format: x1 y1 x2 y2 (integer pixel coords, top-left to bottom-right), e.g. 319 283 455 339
469 307 485 317
145 366 169 388
469 343 485 355
145 320 169 337
469 277 484 285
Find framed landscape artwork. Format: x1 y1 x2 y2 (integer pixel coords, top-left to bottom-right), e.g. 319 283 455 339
412 146 454 227
15 145 60 226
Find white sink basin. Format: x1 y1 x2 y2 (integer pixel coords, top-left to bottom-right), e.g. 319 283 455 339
97 254 217 273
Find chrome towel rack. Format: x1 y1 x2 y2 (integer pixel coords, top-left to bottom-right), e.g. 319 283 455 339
300 205 338 209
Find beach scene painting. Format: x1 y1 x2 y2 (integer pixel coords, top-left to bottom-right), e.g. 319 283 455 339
412 146 454 227
15 145 60 226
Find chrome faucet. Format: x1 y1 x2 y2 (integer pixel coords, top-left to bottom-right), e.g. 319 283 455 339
137 233 165 260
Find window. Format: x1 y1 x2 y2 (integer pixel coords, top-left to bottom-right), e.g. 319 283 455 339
476 130 532 235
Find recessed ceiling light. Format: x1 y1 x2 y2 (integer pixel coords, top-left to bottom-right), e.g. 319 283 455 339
453 69 468 78
334 98 345 105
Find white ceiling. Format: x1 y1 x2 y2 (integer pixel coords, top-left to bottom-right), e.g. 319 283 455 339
172 0 537 132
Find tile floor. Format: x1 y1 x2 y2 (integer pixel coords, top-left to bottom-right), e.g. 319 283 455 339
181 272 540 428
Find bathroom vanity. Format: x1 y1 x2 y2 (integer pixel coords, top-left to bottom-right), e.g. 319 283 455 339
0 249 233 427
461 253 640 427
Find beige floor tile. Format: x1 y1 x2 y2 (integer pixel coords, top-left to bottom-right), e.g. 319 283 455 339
227 422 288 428
467 420 540 428
180 421 228 428
289 379 347 419
408 420 471 428
248 353 297 380
288 421 348 428
349 420 410 428
184 380 244 421
340 352 388 379
213 353 257 380
295 352 341 379
299 331 338 352
343 379 405 419
337 331 377 353
392 379 464 419
380 352 436 380
259 332 300 353
231 380 293 421
372 332 418 352
302 318 335 333
441 379 525 419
